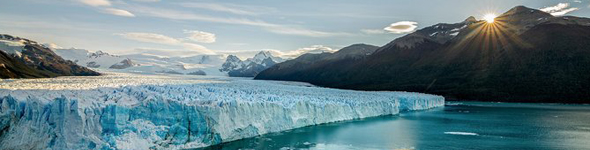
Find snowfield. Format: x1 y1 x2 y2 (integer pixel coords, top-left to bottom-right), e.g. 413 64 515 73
0 73 444 149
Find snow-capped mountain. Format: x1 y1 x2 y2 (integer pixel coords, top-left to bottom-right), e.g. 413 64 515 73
118 53 226 76
248 51 285 64
109 58 136 69
0 34 99 78
385 16 477 49
54 49 134 69
54 48 227 76
220 51 286 77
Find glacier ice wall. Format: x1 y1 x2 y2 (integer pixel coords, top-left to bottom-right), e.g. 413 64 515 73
0 74 444 149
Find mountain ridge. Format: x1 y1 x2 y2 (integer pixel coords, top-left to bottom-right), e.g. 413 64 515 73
0 34 99 78
256 6 590 103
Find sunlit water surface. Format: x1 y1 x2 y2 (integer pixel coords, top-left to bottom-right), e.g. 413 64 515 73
198 102 590 150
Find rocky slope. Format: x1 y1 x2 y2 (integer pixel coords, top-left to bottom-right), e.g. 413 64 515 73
0 34 99 78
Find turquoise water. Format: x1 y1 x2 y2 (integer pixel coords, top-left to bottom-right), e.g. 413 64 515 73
197 102 590 150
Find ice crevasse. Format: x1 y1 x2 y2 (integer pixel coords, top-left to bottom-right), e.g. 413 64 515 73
0 74 444 149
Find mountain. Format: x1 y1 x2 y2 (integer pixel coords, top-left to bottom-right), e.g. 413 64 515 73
220 51 286 77
55 48 227 76
55 49 135 69
54 48 285 77
0 34 99 78
256 6 590 103
121 54 226 76
256 44 379 80
109 58 136 69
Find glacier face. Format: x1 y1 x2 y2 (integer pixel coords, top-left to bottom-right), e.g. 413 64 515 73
0 73 444 149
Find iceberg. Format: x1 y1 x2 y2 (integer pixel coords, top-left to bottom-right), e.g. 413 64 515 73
0 73 444 149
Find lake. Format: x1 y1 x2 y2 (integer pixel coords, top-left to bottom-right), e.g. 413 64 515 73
198 102 590 150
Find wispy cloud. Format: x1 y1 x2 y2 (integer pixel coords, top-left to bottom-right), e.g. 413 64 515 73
102 8 135 17
361 29 386 34
384 21 418 34
265 26 351 37
184 30 216 43
130 6 350 37
268 45 336 58
78 0 135 17
121 48 206 57
118 32 181 45
540 3 579 16
285 45 336 56
130 0 160 2
42 43 63 49
117 32 215 54
181 43 214 54
179 2 272 16
79 0 111 7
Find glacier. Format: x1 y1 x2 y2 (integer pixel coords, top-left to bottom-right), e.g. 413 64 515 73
0 73 444 149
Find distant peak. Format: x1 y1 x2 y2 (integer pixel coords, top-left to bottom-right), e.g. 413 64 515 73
255 51 274 58
226 55 240 60
512 5 531 10
464 16 477 23
507 5 536 13
501 5 551 17
349 43 370 46
344 43 378 49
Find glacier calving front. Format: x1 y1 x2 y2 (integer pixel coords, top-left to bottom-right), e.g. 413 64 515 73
0 73 444 149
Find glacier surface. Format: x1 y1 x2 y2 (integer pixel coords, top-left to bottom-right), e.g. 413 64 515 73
0 73 444 149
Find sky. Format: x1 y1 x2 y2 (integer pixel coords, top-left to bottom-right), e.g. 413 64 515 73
1 0 589 58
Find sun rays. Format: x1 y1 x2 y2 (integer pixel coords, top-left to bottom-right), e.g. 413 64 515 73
483 13 497 23
443 14 534 64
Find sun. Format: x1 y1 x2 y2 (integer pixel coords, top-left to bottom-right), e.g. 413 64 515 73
483 13 497 23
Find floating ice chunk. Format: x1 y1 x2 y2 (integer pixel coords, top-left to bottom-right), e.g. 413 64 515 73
444 132 479 136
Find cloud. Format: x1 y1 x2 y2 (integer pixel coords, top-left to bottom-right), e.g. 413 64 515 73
117 32 216 55
130 0 160 2
102 8 135 17
42 43 63 49
540 3 579 16
384 21 418 34
184 30 216 43
550 7 579 16
118 32 181 45
218 45 335 59
79 0 111 7
78 0 135 17
130 6 350 37
264 26 351 37
540 3 569 12
122 48 209 57
181 43 216 54
180 3 267 16
361 29 386 34
273 45 336 58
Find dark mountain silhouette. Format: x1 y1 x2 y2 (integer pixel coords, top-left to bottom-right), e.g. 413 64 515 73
256 44 379 82
256 6 590 103
0 34 99 78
